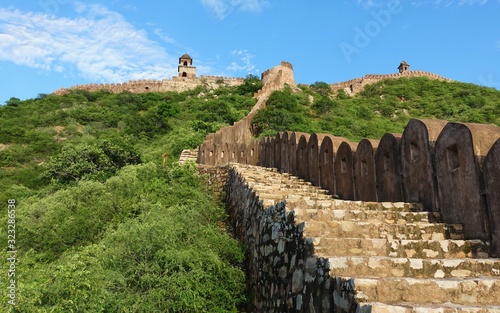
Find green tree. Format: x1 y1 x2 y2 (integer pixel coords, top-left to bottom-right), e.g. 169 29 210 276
310 81 332 97
43 140 141 184
236 74 263 96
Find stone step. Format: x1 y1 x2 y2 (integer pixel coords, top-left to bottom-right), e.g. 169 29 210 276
291 208 441 224
302 221 464 241
350 277 500 306
251 188 331 200
328 256 500 279
358 302 500 313
285 198 425 213
310 238 490 259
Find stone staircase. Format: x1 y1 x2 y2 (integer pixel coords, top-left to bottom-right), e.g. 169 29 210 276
231 163 500 313
179 149 199 165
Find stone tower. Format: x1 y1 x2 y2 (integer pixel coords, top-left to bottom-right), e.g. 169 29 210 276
178 53 196 78
398 61 410 73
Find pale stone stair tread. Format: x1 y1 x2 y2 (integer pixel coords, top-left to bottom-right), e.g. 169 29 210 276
231 164 500 309
359 302 500 313
302 220 464 240
310 237 490 258
291 208 441 224
347 276 500 305
327 255 500 279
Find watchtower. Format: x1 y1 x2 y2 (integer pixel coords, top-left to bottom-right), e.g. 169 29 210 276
178 54 196 78
398 61 410 74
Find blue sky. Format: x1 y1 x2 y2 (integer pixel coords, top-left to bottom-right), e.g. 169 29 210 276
0 0 499 102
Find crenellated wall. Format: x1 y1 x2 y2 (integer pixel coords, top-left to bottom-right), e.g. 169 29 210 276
198 119 500 257
52 75 245 95
330 70 453 95
196 61 299 155
193 62 500 312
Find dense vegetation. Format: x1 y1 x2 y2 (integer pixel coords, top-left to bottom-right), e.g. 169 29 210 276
253 77 500 141
0 76 261 312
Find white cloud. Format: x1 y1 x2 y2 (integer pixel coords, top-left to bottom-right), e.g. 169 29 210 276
154 29 176 44
201 0 269 20
0 4 178 83
226 49 257 73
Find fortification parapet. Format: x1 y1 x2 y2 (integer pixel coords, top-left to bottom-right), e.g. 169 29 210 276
198 117 500 255
53 73 246 96
330 70 453 96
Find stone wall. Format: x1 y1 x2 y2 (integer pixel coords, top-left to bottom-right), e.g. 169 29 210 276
197 61 299 151
224 166 359 312
199 118 500 256
330 70 453 96
52 75 245 95
196 164 229 200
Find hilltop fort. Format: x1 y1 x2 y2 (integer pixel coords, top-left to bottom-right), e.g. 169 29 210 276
330 61 453 95
53 54 245 95
53 56 452 96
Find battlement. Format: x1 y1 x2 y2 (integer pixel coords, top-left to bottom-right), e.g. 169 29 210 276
330 70 453 95
53 75 246 95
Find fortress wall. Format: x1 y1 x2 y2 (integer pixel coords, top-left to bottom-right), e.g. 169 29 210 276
199 61 298 161
319 135 350 196
199 118 500 252
329 70 453 96
307 133 321 187
334 141 358 200
296 135 310 181
288 132 309 177
53 76 246 95
318 137 336 195
353 139 379 201
266 137 276 169
484 139 500 257
279 132 292 173
258 137 266 167
435 123 500 240
401 119 448 212
273 133 282 171
375 133 403 202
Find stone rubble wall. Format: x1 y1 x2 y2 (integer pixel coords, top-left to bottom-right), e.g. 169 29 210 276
223 166 359 312
198 119 500 257
196 164 229 200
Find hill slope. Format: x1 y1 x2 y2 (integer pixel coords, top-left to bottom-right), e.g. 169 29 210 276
0 78 261 312
1 76 499 311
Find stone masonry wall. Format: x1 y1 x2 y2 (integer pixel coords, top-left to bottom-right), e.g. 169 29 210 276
52 75 245 95
196 164 229 200
224 166 358 312
330 70 453 96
